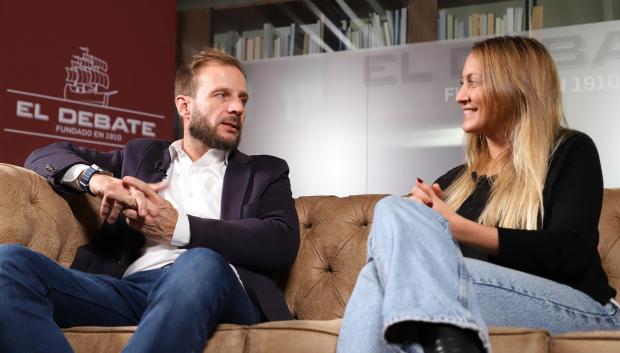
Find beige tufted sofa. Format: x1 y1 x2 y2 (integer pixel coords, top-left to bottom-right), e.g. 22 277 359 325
1 162 620 353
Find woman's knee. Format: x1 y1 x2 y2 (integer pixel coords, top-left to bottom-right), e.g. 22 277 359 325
373 196 404 217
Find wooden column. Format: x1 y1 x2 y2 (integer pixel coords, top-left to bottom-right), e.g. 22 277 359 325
409 0 438 43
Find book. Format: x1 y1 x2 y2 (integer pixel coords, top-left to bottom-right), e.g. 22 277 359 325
351 29 360 49
438 9 447 40
253 36 262 60
394 8 401 44
457 20 465 39
370 12 385 47
299 21 320 54
290 23 305 56
399 7 407 45
386 10 396 44
506 7 515 33
288 23 296 56
471 13 479 37
245 37 254 61
360 19 370 49
383 20 391 46
532 6 544 30
275 25 290 57
302 32 309 54
515 7 524 32
263 23 275 59
235 36 245 61
487 13 495 35
496 16 505 35
273 36 281 58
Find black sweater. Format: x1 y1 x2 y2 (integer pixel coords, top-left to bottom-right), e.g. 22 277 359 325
435 131 616 304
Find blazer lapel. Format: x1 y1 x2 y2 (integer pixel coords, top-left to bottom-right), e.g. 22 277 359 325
142 143 172 184
221 150 252 221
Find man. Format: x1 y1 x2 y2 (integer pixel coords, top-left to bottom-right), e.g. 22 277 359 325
0 49 299 353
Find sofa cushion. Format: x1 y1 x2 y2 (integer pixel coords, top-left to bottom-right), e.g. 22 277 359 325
489 327 549 353
64 320 341 353
550 330 620 353
64 326 135 353
64 322 549 353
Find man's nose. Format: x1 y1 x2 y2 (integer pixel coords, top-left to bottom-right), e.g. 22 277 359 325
228 97 245 115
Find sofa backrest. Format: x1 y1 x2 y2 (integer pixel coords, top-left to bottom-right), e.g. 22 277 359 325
598 188 620 300
284 195 384 320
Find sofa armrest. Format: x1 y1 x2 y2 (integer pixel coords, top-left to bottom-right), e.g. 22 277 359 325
0 163 89 267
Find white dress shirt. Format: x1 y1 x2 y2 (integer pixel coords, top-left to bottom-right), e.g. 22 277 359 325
62 140 231 277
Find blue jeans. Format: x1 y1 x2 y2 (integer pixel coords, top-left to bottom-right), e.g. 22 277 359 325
0 245 262 353
337 196 620 353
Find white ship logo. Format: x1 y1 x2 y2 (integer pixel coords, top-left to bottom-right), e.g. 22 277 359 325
63 47 118 106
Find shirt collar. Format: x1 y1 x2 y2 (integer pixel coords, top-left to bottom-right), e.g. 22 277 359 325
169 140 230 166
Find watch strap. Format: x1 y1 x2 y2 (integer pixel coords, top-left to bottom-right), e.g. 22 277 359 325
78 164 106 195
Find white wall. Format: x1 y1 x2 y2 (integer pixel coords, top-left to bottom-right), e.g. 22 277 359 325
240 20 620 197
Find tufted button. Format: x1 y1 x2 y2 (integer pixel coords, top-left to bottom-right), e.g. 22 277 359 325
304 223 312 229
324 265 333 273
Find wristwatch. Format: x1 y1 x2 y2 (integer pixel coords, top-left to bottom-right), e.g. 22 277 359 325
78 164 109 195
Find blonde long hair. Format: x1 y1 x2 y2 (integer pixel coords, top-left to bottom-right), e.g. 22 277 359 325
444 36 568 230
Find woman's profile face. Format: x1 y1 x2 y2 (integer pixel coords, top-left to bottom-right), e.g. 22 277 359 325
456 53 503 139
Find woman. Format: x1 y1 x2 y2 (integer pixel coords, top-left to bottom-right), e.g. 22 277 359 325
336 36 620 353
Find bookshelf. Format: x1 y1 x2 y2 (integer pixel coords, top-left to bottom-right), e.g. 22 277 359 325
436 0 541 40
176 0 619 63
178 0 419 62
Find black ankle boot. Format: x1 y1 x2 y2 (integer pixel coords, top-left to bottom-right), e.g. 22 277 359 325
418 324 484 353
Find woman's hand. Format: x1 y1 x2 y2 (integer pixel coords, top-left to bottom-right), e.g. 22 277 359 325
407 178 499 254
406 178 454 221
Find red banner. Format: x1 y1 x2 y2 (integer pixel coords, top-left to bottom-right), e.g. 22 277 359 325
0 0 176 165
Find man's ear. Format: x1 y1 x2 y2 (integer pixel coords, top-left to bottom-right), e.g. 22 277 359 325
175 95 191 120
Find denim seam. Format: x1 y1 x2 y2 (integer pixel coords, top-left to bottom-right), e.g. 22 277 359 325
46 286 137 322
472 278 617 318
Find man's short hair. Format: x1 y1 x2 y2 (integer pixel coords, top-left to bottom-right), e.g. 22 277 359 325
175 48 246 98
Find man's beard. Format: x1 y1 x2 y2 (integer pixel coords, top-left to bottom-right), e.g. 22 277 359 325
188 111 242 151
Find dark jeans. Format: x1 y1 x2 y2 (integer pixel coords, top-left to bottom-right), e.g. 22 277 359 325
0 244 262 353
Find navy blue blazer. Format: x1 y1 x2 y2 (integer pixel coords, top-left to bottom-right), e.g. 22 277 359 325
25 139 300 321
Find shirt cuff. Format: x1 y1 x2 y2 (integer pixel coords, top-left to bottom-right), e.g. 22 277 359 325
170 210 191 246
61 164 90 191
